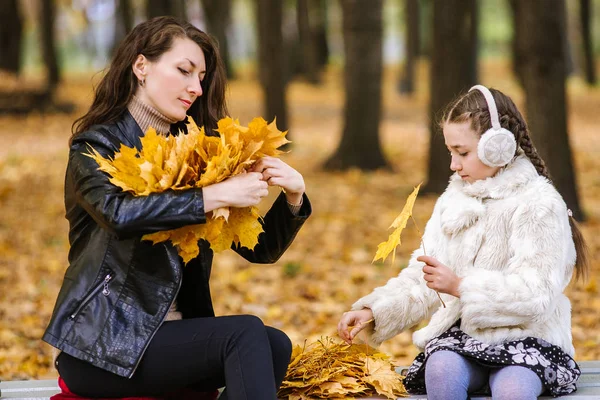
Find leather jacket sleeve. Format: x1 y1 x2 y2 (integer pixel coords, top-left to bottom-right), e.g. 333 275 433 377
68 131 207 240
232 192 311 263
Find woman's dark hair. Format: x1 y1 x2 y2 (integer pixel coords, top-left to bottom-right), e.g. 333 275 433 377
442 88 589 281
72 16 228 139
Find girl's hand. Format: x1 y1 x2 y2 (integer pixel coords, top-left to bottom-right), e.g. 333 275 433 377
417 255 462 298
250 157 305 205
337 308 374 345
202 172 269 211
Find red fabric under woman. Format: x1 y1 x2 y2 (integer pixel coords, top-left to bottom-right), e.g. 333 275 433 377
50 377 219 400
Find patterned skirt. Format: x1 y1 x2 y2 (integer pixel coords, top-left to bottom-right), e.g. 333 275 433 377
403 323 580 397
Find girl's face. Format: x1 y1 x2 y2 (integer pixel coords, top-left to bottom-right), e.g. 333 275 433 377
443 121 500 183
133 37 206 122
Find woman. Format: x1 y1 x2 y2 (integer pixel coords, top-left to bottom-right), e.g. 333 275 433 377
43 16 311 400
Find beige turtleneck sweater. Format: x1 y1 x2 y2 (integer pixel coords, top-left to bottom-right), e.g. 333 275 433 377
127 95 178 135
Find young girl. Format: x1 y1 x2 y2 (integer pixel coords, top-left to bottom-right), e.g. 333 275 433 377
338 85 587 399
43 16 311 399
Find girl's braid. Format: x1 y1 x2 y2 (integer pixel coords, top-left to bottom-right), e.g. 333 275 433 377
499 112 551 180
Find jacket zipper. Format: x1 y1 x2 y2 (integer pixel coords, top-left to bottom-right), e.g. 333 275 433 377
129 271 183 378
70 272 113 320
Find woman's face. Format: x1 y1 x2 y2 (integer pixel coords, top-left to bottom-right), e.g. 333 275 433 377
443 121 500 183
134 37 206 121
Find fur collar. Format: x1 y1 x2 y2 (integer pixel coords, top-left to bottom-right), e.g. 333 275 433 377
439 155 539 235
439 190 484 235
449 155 540 200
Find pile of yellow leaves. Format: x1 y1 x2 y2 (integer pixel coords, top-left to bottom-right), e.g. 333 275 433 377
278 337 408 399
87 116 289 263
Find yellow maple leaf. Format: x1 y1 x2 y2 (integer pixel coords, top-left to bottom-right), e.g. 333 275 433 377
142 230 171 245
336 376 363 389
206 218 235 253
314 381 346 395
86 147 116 175
139 128 162 163
86 145 149 195
362 357 406 398
212 207 230 221
249 117 291 158
158 139 183 190
234 140 264 175
139 160 158 189
287 344 307 370
196 146 233 187
171 227 200 255
373 183 421 264
230 207 263 249
144 224 202 264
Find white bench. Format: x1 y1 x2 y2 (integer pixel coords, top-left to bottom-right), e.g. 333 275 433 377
1 361 599 399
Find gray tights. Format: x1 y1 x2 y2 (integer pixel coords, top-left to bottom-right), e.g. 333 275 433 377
425 350 544 400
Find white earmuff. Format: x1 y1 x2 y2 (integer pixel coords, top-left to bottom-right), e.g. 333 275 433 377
469 85 516 167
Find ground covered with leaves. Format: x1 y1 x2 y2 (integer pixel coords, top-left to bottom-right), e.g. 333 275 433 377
0 64 598 380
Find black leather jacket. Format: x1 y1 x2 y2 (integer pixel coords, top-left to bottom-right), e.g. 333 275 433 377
43 111 311 378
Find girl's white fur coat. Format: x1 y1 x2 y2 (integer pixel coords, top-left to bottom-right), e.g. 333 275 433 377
353 155 577 356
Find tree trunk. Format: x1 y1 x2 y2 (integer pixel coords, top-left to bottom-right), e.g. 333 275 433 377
398 0 419 94
513 0 584 220
468 0 479 84
423 0 477 193
420 0 433 57
256 0 289 133
0 0 23 75
111 0 133 56
201 0 234 78
324 0 388 170
297 0 320 83
562 0 575 77
313 0 329 69
508 0 524 86
580 0 596 85
173 0 187 20
147 0 186 19
512 0 574 84
147 0 168 18
40 0 60 89
119 0 134 34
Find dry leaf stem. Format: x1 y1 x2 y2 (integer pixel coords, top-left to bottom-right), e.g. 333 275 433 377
411 216 446 308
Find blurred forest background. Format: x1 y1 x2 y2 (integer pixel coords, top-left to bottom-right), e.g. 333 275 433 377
0 0 599 380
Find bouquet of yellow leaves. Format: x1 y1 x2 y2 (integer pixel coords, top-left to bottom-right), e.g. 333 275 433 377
87 116 289 263
278 337 407 399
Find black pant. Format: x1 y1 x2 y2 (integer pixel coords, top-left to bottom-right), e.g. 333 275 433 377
56 315 292 399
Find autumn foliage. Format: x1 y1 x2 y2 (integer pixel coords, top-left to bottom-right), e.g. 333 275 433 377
0 68 598 382
87 116 289 263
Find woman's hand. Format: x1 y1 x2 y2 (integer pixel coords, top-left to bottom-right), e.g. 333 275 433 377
417 255 462 298
250 157 305 205
202 172 269 211
337 308 374 345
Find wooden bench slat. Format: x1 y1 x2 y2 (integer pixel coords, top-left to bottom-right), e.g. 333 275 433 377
0 380 61 398
1 384 599 399
1 361 598 399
